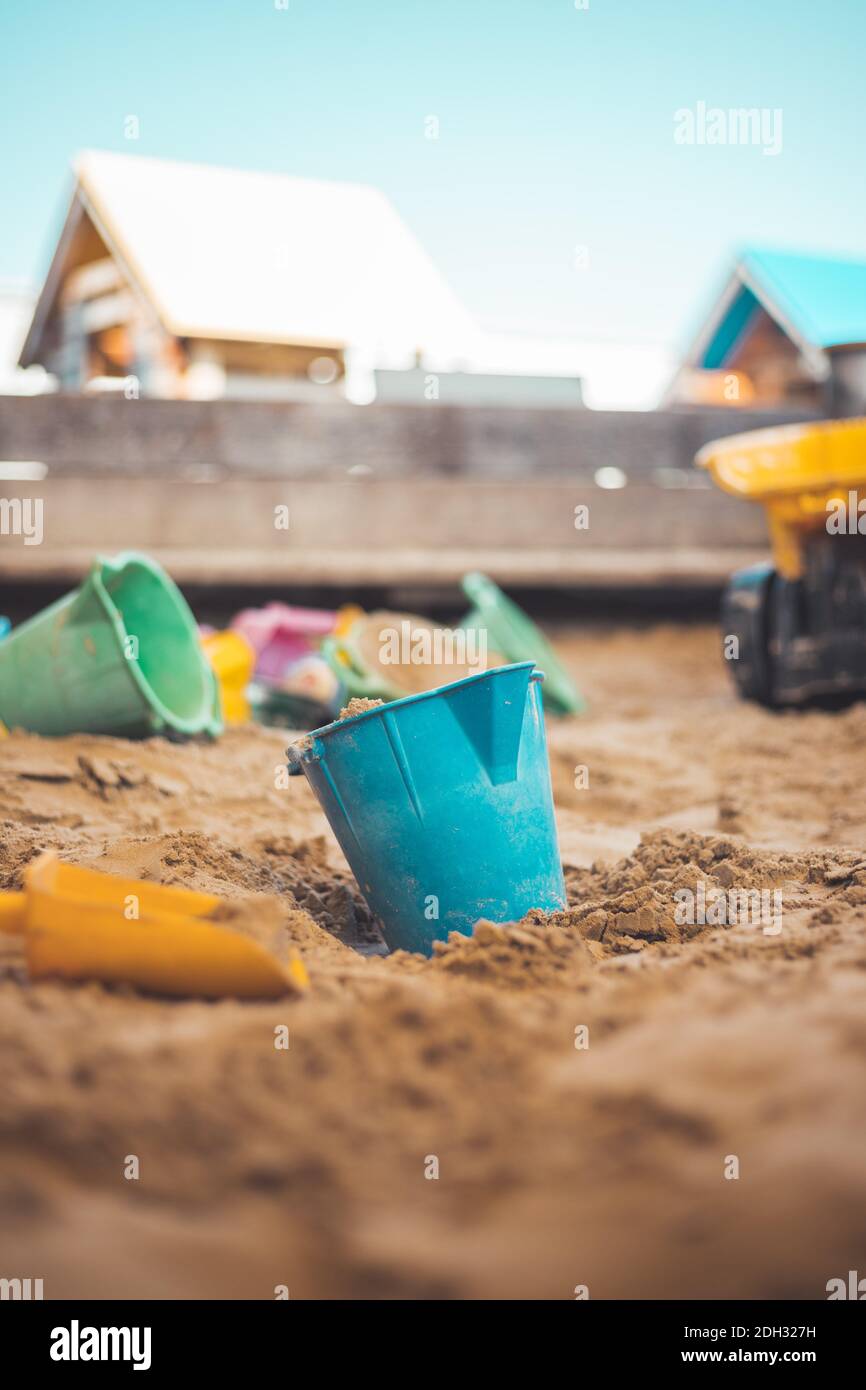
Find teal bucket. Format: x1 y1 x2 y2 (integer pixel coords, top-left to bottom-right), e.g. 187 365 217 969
0 552 222 738
287 662 565 955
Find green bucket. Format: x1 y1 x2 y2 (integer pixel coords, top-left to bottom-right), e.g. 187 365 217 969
460 572 585 715
0 552 222 738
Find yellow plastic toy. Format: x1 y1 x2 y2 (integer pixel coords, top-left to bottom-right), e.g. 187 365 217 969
697 417 866 580
0 852 308 999
201 629 255 724
333 604 365 638
697 417 866 705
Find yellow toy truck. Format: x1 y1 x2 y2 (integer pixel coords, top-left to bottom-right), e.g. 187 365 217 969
697 418 866 705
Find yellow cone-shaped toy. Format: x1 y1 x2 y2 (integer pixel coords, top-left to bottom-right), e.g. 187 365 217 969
0 853 308 1000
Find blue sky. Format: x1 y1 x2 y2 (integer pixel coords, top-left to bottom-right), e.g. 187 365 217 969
2 0 865 355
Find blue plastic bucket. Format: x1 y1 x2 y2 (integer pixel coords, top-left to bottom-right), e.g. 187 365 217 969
287 661 565 954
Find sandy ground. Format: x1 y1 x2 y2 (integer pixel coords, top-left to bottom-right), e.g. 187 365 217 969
1 624 865 1300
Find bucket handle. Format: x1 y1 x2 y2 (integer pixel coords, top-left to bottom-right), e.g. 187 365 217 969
320 636 389 699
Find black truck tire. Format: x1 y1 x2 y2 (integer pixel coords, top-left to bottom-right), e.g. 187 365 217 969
720 563 775 706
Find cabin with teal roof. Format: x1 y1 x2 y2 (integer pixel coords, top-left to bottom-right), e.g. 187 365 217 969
669 248 866 416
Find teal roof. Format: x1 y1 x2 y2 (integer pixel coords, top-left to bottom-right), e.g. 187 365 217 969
700 248 866 368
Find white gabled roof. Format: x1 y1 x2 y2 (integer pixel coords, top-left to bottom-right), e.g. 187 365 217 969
26 150 478 360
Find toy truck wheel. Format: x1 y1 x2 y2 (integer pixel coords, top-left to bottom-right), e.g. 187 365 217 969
720 563 775 705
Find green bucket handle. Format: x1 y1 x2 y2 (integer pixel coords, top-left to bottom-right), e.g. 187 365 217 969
320 634 399 702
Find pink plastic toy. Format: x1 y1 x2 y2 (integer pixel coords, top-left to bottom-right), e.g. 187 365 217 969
231 603 337 681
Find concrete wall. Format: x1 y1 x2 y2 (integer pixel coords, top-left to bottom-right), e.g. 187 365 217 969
0 396 807 588
0 476 770 589
0 394 815 479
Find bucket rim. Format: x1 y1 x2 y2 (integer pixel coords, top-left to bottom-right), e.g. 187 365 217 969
288 660 544 760
91 551 223 737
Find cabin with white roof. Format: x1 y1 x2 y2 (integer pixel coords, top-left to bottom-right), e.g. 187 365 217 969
18 151 479 402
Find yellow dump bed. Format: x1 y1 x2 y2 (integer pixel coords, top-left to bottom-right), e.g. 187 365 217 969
697 418 866 578
697 417 866 499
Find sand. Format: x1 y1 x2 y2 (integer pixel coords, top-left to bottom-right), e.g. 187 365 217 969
337 696 385 721
1 623 865 1299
